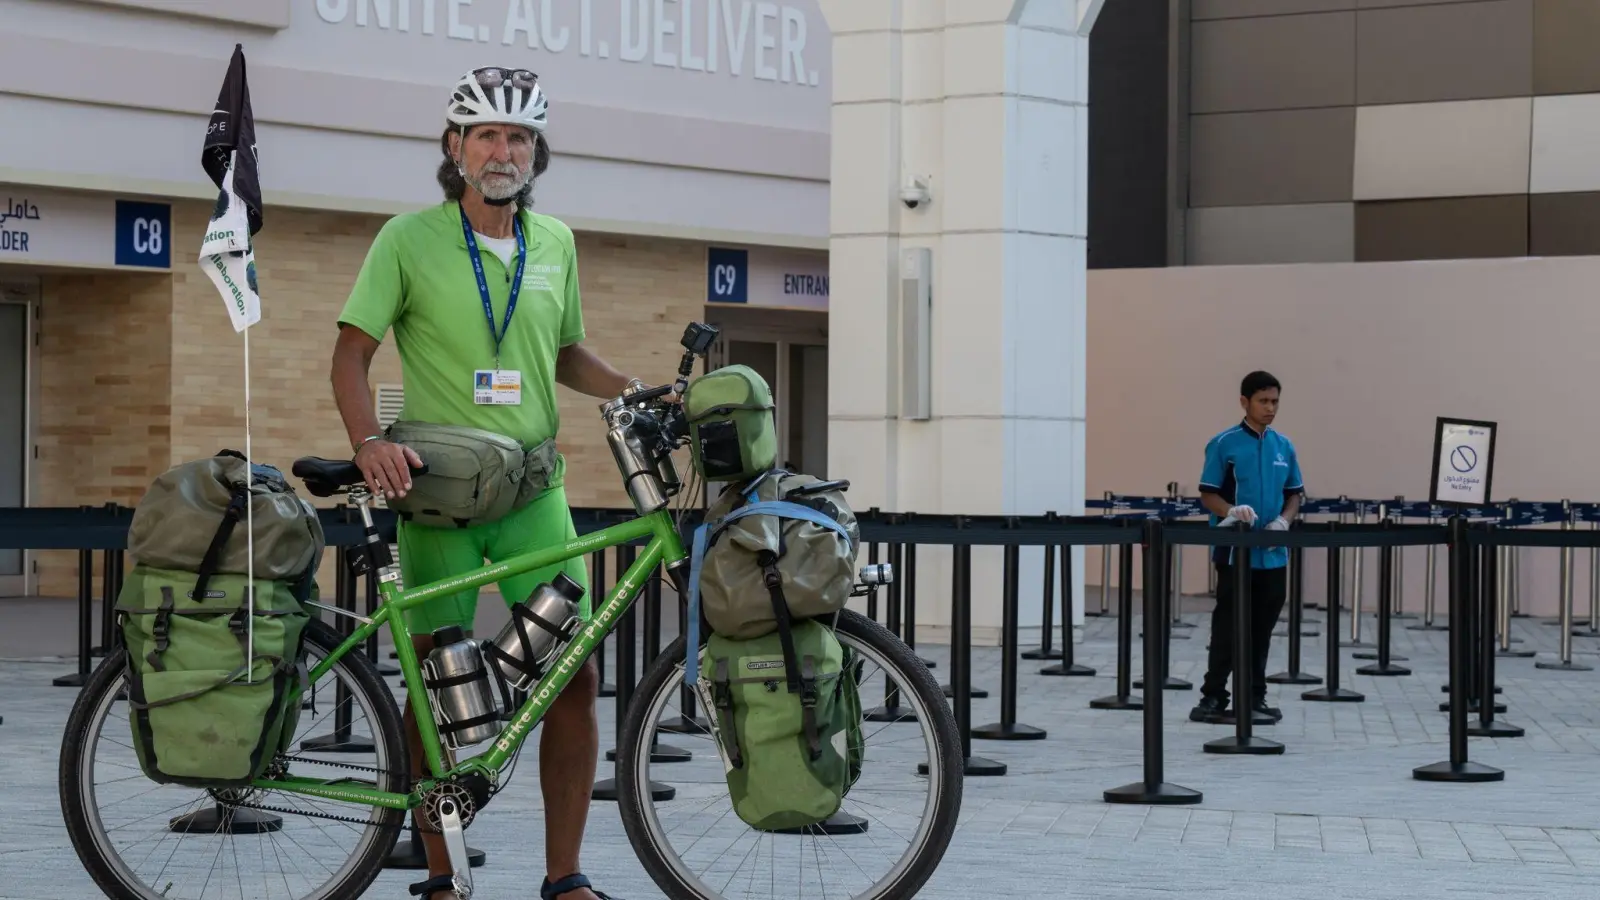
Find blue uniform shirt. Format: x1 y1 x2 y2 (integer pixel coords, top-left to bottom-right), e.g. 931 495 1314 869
1198 420 1305 570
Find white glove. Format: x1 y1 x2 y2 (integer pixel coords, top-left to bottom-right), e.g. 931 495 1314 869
1264 516 1289 531
1227 505 1257 525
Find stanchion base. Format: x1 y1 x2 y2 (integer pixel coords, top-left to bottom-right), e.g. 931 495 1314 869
1439 701 1507 714
299 733 376 754
1467 720 1526 738
1412 760 1503 782
1441 684 1502 694
599 682 617 699
169 805 282 835
606 744 691 764
1391 612 1418 620
1352 651 1409 661
1536 660 1594 672
766 812 869 836
592 777 675 802
1040 662 1096 677
1303 687 1365 703
1497 648 1537 658
1021 648 1063 661
657 715 711 734
1266 671 1322 686
1103 781 1203 805
917 756 1008 777
971 722 1047 741
864 705 918 724
1089 694 1143 711
384 827 487 869
942 684 989 699
1407 623 1449 632
1573 629 1600 639
375 662 400 677
1173 620 1196 630
1133 677 1193 691
1346 640 1375 649
53 671 88 688
1215 708 1277 726
919 657 937 670
1355 663 1412 677
1203 735 1285 755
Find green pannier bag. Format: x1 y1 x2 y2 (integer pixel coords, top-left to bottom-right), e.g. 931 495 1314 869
682 364 778 482
117 450 320 789
383 420 559 529
694 619 866 832
696 470 861 640
683 470 866 831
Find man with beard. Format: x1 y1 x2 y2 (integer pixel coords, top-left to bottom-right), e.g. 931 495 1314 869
331 66 651 900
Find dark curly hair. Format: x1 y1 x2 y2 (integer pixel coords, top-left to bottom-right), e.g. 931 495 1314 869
435 124 551 211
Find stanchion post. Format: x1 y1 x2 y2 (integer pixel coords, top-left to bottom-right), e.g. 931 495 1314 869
923 519 1006 776
594 542 675 802
1469 525 1524 738
1105 517 1202 805
1023 512 1064 661
975 524 1046 741
1041 539 1095 677
53 534 94 688
1357 518 1411 676
1538 505 1591 671
1268 539 1322 685
1303 526 1364 703
1091 525 1142 711
1410 511 1448 632
1205 522 1283 754
1415 516 1503 783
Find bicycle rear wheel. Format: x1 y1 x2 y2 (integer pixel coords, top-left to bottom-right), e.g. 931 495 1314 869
59 618 408 900
616 609 964 900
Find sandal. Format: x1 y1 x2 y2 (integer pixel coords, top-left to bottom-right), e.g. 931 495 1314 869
541 872 617 900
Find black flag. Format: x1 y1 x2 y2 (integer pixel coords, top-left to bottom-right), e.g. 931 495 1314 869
202 43 262 236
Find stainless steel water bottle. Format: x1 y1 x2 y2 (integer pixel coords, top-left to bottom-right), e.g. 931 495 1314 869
421 626 501 749
484 572 587 692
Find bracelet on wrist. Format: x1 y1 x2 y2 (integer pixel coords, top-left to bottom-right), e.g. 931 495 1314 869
354 434 383 453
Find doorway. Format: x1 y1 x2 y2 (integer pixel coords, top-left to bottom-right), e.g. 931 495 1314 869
0 275 38 596
703 306 829 480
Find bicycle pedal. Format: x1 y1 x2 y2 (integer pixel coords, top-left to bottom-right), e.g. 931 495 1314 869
439 799 474 899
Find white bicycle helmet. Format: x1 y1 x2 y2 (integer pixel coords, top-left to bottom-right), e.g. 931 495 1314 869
446 66 548 132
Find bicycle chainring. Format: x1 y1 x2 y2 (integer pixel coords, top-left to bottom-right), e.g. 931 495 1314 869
419 781 479 833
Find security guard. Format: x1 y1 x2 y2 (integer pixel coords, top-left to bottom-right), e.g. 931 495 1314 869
1191 370 1304 725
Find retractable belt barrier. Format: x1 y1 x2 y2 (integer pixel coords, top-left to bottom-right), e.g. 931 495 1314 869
7 497 1600 800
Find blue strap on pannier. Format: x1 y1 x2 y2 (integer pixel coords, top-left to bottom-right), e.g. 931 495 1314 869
683 497 853 686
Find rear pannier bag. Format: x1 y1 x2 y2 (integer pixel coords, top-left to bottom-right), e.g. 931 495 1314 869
117 451 319 788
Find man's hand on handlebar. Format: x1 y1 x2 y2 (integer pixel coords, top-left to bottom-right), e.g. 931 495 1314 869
355 438 424 500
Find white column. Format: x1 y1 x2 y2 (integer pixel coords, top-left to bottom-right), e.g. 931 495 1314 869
820 0 1099 646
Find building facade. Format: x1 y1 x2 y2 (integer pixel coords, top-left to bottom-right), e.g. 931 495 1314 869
0 0 837 598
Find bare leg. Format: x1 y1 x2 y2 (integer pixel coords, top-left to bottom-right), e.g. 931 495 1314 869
540 656 602 900
402 633 456 899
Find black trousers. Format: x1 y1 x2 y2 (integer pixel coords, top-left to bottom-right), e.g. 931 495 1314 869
1202 562 1288 705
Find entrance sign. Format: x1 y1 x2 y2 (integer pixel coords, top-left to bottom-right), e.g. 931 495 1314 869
0 185 172 271
706 244 827 310
1430 417 1496 507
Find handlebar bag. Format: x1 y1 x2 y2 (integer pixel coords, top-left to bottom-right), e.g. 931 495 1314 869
682 364 778 483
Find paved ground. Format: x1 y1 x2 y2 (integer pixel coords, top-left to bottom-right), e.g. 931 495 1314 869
5 586 1600 899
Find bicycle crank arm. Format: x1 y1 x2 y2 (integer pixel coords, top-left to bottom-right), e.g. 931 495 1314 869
439 799 474 899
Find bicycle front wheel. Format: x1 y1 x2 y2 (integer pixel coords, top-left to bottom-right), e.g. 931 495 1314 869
616 609 964 900
59 617 409 900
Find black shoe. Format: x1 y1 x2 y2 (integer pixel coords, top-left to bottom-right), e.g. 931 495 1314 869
1189 696 1228 723
1253 698 1283 721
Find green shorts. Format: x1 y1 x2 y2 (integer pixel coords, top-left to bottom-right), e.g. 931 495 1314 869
396 483 591 637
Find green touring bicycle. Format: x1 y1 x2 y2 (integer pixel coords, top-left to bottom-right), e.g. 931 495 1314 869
59 323 964 900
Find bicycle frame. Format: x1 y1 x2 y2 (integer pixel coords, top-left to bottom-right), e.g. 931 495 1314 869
255 500 690 813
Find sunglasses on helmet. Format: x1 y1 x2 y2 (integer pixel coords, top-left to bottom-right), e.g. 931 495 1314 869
472 67 540 91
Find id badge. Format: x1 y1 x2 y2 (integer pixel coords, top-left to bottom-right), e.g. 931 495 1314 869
473 369 522 405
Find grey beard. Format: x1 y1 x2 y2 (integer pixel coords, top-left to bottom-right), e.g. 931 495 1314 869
461 165 529 202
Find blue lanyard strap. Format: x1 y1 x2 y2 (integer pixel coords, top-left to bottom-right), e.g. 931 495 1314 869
459 205 527 367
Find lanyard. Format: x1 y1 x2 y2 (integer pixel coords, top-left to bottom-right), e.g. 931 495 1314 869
459 204 527 369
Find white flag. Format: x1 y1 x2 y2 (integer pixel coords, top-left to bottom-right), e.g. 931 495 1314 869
199 150 261 332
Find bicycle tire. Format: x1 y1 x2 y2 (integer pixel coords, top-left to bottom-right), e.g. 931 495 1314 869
59 618 409 900
616 608 964 900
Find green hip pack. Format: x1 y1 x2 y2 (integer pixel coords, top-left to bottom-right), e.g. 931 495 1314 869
382 420 559 529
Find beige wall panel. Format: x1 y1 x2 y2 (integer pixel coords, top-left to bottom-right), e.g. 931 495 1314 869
1190 108 1357 207
1353 98 1532 200
1186 203 1355 265
1529 93 1600 194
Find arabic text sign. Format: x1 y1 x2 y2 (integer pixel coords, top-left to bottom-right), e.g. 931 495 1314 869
1430 417 1496 507
0 186 172 270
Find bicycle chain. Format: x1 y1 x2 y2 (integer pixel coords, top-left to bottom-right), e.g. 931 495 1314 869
218 753 412 828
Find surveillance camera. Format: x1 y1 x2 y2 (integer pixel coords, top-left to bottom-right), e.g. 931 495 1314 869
900 177 931 210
